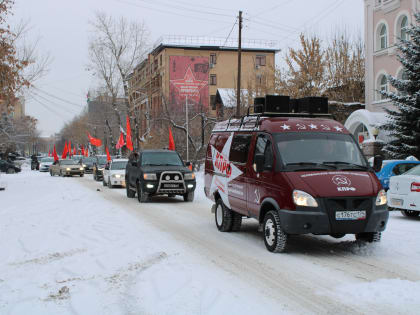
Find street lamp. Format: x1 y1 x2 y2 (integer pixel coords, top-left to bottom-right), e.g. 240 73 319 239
371 127 379 140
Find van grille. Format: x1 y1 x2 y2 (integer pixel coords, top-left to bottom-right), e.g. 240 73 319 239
324 197 373 234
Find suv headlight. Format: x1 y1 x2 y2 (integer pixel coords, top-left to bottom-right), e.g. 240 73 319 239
79 167 84 170
184 173 195 180
376 189 387 206
293 190 318 207
143 173 157 180
112 174 121 178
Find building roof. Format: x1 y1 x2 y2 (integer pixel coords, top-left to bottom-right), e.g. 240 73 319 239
151 35 280 56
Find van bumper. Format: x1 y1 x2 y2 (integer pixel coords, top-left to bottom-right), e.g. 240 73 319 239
278 207 389 235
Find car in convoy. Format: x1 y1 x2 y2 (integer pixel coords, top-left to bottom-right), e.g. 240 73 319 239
50 159 84 177
0 159 21 174
103 158 128 188
92 155 108 181
81 156 95 174
205 95 389 253
39 157 55 172
125 149 196 202
387 164 420 218
375 160 420 190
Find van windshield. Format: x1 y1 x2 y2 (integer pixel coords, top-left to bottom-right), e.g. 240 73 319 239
274 132 369 171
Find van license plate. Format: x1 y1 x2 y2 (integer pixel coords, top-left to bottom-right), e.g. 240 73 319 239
335 211 366 220
391 198 403 206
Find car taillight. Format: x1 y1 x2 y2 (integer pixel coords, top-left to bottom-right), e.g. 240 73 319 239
411 182 420 192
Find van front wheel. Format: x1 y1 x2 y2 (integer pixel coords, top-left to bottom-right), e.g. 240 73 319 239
215 199 233 232
263 211 288 253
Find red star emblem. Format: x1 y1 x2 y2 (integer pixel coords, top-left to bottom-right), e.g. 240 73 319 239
170 66 208 99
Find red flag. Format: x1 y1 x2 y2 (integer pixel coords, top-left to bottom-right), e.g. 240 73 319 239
105 146 111 161
126 116 133 151
62 141 68 159
85 146 89 157
53 145 59 162
81 145 85 156
116 131 125 149
168 127 175 151
88 133 102 147
73 147 76 155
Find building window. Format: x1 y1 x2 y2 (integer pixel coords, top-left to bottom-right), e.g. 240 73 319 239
400 16 408 40
256 74 266 86
379 24 387 50
210 53 217 65
377 74 388 100
256 55 266 67
210 95 216 110
210 74 217 85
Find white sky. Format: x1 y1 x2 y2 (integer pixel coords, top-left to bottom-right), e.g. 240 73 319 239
13 0 363 137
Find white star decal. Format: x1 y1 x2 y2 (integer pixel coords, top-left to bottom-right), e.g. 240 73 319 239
209 133 243 208
309 123 318 129
281 123 290 130
334 126 343 132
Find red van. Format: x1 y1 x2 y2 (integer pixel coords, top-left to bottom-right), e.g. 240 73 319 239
204 96 388 253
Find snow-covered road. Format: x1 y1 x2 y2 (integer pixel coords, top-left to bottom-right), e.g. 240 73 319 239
1 168 420 314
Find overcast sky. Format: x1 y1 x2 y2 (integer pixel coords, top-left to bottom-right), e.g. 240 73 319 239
13 0 363 137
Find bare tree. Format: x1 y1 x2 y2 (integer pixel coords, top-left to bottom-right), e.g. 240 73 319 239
276 34 326 98
88 12 150 151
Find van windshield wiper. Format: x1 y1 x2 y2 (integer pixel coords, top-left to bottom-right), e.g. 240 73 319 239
322 161 368 170
285 162 336 170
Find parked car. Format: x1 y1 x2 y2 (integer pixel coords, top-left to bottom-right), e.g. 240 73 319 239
92 155 108 181
125 150 196 202
205 95 389 253
387 164 420 218
81 157 95 174
376 160 420 190
103 158 128 188
39 157 55 172
50 159 84 177
0 159 21 174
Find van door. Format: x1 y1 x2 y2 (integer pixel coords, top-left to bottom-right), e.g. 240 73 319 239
227 133 252 215
247 133 276 218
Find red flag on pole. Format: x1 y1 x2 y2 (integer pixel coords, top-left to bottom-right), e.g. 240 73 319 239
62 142 68 159
85 146 89 157
105 146 111 162
168 127 175 151
88 133 102 147
81 146 85 156
116 131 125 149
73 147 76 155
53 145 59 162
126 116 133 151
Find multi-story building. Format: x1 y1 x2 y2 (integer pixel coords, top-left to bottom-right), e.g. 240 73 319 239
128 36 279 136
345 0 419 144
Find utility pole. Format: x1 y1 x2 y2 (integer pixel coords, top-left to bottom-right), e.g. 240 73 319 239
186 95 189 162
236 10 243 118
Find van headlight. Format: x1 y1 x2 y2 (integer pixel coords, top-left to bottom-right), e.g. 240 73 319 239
66 168 71 171
293 190 319 207
184 173 195 180
112 174 121 178
143 173 157 180
376 189 387 206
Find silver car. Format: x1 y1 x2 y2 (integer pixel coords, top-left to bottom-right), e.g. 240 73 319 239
50 159 84 177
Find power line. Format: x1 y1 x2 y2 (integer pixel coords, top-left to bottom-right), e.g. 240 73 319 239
131 0 235 18
248 0 295 20
30 91 81 116
115 0 234 26
33 86 85 109
30 94 70 121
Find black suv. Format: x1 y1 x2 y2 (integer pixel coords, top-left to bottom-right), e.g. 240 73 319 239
125 149 196 202
92 155 108 181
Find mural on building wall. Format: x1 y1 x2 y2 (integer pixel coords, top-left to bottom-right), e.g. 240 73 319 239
169 56 209 111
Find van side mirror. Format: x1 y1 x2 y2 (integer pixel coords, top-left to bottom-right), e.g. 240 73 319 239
254 153 265 173
373 155 383 172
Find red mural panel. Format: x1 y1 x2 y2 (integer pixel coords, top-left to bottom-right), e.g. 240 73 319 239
169 56 209 111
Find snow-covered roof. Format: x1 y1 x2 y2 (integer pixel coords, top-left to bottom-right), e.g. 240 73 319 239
217 88 250 108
